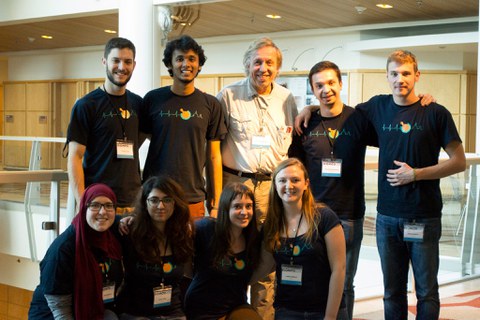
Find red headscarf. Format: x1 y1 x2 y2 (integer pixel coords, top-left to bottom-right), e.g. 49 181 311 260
71 183 122 319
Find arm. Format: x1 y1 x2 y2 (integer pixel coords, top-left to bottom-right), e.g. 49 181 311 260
294 105 319 135
45 294 74 320
288 133 306 163
387 140 466 186
324 224 346 320
67 141 86 208
249 243 275 285
418 93 436 106
205 140 222 218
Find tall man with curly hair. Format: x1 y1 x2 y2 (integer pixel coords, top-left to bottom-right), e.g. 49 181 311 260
141 35 227 220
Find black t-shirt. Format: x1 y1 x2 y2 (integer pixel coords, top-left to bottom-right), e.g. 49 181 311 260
185 218 253 320
141 87 227 202
356 95 462 218
28 225 123 319
289 106 377 220
116 236 185 317
66 88 143 206
273 207 344 312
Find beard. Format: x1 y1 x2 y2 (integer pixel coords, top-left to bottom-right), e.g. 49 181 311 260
106 68 132 87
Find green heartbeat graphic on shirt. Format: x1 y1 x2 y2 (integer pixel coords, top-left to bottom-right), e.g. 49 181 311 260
382 122 423 133
158 108 204 120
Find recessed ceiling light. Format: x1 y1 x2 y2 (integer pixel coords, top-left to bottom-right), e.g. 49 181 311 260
104 29 117 34
376 3 393 9
266 14 282 19
41 35 53 39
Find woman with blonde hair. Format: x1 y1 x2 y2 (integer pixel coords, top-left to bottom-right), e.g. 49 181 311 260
253 158 347 320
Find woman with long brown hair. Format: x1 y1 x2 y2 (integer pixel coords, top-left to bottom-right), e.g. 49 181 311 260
117 176 194 319
253 158 347 320
185 182 261 320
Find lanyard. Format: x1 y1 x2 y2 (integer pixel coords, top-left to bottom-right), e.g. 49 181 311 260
319 104 344 159
99 258 112 282
285 213 303 265
103 85 129 141
160 236 170 285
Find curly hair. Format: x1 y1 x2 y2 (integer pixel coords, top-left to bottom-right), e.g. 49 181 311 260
211 182 260 270
162 35 206 77
129 176 194 264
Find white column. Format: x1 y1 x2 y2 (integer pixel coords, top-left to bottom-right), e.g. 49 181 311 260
118 0 163 96
477 4 480 153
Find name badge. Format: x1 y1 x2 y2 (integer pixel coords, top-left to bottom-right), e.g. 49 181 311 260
102 282 115 303
404 223 425 242
280 264 303 286
251 134 271 149
116 139 134 159
153 285 172 308
321 158 342 177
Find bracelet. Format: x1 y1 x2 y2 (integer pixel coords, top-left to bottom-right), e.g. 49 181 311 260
412 168 416 182
212 207 218 210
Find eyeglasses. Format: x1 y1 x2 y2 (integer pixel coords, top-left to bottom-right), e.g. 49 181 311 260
87 202 115 212
146 197 174 207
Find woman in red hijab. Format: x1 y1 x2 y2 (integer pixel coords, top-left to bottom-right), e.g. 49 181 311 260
29 183 123 319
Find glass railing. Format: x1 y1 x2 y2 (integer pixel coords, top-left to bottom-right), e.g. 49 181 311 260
356 150 480 299
0 136 74 262
1 137 480 299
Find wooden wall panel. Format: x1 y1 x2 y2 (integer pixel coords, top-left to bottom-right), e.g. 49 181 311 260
219 76 244 91
26 82 51 111
347 72 363 106
361 72 390 102
0 84 3 167
4 111 26 168
4 83 25 111
194 77 217 95
416 74 460 115
26 111 52 168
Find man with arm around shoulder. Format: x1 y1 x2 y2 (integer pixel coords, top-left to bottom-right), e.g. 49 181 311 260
356 50 466 319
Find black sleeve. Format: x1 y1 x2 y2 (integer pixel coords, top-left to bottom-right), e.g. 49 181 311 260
288 132 306 163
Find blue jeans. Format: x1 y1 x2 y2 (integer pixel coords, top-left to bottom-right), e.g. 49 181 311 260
376 214 441 320
340 218 364 320
275 307 348 320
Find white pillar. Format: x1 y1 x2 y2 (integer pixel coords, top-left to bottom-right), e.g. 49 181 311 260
118 0 163 96
477 4 480 154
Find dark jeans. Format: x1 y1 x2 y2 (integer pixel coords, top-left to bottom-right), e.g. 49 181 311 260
340 218 364 320
376 214 441 320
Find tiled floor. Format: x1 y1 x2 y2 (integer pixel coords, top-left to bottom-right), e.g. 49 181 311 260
353 277 480 317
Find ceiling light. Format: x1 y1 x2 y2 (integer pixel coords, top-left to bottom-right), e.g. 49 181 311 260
104 29 117 34
41 35 53 39
266 14 282 19
376 3 393 9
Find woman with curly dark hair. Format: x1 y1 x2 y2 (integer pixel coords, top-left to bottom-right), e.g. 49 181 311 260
184 182 262 320
117 176 194 319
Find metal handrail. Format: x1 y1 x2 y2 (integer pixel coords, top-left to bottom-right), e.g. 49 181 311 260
0 170 69 261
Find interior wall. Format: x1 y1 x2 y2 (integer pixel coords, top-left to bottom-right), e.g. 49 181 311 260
5 29 473 84
0 59 7 82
